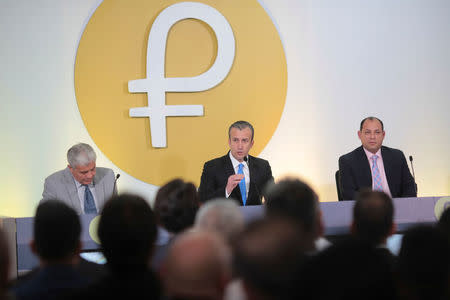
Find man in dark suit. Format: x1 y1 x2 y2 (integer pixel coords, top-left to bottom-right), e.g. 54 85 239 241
338 117 416 200
198 120 273 206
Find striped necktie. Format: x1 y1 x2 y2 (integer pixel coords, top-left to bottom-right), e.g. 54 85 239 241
83 184 97 214
371 155 383 191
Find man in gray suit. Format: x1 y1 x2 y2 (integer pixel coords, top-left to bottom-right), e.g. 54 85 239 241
41 143 117 214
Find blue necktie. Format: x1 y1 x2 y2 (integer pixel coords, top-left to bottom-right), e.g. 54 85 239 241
83 185 97 214
371 155 383 191
238 163 247 206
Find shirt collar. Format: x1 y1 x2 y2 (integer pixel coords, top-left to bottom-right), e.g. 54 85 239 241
229 151 248 170
363 147 382 161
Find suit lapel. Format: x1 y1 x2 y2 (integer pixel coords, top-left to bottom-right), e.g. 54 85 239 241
93 173 104 208
63 168 82 214
248 155 256 202
223 153 243 204
357 146 372 187
381 147 394 193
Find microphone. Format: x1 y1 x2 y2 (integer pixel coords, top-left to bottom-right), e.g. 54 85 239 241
113 173 121 195
243 156 249 166
409 156 417 196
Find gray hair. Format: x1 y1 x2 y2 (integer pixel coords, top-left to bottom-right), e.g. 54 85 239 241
228 120 254 141
67 143 96 168
195 198 245 241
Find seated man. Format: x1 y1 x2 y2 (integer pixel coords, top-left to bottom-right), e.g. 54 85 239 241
41 143 116 214
338 117 416 200
198 120 274 206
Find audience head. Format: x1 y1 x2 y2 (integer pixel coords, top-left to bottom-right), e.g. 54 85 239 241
232 217 312 300
154 178 199 234
300 237 396 300
194 198 244 242
352 190 395 245
98 193 157 272
397 225 450 300
67 143 97 185
32 200 81 264
0 228 10 296
437 206 450 239
161 229 231 300
264 178 322 242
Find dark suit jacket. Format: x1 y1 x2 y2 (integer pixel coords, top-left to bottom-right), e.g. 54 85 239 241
338 146 416 200
12 264 90 300
198 153 274 205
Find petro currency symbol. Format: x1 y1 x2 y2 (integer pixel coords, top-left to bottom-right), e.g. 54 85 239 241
128 2 236 148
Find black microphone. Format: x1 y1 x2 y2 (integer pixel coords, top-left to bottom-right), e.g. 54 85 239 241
113 173 121 195
409 156 417 196
243 156 249 165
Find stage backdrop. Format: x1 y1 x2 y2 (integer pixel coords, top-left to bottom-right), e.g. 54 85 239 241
1 0 449 217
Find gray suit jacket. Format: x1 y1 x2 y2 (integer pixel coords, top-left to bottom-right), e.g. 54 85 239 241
41 167 116 214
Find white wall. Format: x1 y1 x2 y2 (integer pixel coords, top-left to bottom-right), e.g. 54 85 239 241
1 0 449 216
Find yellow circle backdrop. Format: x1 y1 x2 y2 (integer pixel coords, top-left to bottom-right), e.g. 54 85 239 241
75 0 287 186
88 216 101 244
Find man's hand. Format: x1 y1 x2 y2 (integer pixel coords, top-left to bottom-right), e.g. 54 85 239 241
226 174 245 195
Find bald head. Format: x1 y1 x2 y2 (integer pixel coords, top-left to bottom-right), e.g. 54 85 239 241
162 230 231 300
233 218 313 300
195 198 245 242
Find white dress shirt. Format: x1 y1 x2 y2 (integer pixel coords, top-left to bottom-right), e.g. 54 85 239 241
363 147 392 197
73 177 99 213
225 152 250 198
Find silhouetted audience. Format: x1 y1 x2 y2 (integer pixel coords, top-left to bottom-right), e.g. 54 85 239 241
437 206 450 239
0 228 12 300
300 237 396 300
194 198 246 300
12 200 89 300
195 198 245 243
76 193 161 299
152 179 200 270
232 217 311 300
396 225 450 300
154 178 199 234
264 177 329 252
352 190 397 269
161 229 231 300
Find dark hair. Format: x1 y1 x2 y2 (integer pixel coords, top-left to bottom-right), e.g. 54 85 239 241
228 120 254 141
437 206 450 239
299 237 396 300
34 200 81 261
154 179 199 233
353 190 394 245
360 116 384 131
232 217 311 300
397 225 450 300
264 178 319 233
0 228 9 293
98 194 157 272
